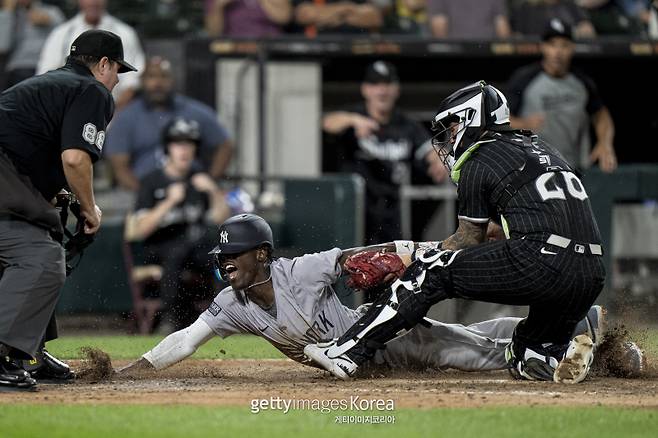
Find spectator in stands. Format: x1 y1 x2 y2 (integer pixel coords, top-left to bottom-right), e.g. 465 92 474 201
618 0 657 35
650 0 658 37
428 0 511 39
507 18 617 172
323 60 448 244
381 0 429 35
131 118 231 332
105 56 234 191
294 0 383 36
0 0 64 89
575 0 646 35
36 0 145 108
204 0 293 37
509 0 596 38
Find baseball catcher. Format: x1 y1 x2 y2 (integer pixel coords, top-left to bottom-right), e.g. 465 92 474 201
304 81 608 384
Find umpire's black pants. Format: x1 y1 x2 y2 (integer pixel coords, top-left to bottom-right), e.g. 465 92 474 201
439 237 605 348
0 219 66 359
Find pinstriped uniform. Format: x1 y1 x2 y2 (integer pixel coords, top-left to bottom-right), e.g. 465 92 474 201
440 133 605 347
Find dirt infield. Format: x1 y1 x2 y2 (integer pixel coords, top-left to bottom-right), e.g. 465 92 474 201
3 359 657 409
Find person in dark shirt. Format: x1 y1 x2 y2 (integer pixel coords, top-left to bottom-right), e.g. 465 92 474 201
323 60 448 244
293 0 383 36
507 18 616 172
105 56 234 191
0 29 136 391
509 0 596 38
130 118 231 333
305 81 605 385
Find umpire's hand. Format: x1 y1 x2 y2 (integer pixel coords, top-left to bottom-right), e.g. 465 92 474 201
81 204 102 234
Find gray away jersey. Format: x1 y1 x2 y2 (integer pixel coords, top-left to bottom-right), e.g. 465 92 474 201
198 248 535 373
200 248 361 364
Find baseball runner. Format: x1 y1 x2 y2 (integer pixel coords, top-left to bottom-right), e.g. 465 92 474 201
119 214 603 375
304 81 607 384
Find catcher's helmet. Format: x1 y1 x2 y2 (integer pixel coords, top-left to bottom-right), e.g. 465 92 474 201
209 213 273 256
162 117 201 154
431 81 510 170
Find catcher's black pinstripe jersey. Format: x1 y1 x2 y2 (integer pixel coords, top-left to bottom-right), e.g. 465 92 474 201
456 132 602 243
443 131 605 346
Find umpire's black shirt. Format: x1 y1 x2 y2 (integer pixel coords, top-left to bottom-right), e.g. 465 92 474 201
0 59 114 201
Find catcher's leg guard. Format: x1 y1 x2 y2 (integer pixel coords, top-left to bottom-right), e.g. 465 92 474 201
326 250 458 365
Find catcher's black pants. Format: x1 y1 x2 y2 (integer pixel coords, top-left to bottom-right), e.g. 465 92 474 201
0 219 66 359
439 237 605 348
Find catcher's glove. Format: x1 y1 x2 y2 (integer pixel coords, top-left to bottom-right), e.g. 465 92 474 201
344 251 406 290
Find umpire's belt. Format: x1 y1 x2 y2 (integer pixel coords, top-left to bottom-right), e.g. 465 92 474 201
546 234 603 256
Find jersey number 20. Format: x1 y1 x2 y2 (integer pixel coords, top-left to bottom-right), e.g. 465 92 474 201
535 171 588 201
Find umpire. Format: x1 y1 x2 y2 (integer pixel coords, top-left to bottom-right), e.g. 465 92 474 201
0 29 136 391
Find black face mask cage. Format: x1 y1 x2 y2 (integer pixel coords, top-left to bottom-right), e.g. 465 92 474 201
430 112 471 169
431 128 453 169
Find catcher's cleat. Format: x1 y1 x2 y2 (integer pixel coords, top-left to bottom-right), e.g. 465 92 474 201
573 305 606 349
304 341 359 380
553 334 594 384
0 356 37 392
505 341 563 381
22 349 74 383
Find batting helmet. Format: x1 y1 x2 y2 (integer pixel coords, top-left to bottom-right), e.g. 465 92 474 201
209 213 273 256
162 117 201 154
209 214 274 283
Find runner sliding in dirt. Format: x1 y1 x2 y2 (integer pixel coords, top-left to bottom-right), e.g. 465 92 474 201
118 214 620 378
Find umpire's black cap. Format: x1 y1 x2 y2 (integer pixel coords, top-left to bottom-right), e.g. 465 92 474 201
70 30 137 73
209 214 274 256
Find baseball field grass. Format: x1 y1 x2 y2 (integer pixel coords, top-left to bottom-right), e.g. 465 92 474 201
0 329 656 438
0 405 656 438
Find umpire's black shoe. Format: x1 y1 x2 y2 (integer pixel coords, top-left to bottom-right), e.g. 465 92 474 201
0 356 37 392
22 349 75 383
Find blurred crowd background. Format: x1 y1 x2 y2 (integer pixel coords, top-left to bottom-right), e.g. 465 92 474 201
3 0 657 40
2 0 657 333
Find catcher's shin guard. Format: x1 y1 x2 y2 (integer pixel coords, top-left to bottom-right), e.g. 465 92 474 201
326 250 458 365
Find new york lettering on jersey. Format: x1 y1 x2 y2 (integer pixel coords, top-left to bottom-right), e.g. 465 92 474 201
300 310 336 345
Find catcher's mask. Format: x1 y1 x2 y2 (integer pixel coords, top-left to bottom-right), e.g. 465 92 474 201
54 192 96 276
431 80 510 170
209 213 274 282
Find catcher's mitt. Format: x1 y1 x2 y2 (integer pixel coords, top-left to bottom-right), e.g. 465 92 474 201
344 251 405 290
